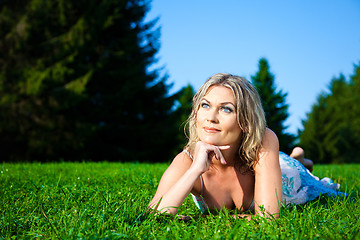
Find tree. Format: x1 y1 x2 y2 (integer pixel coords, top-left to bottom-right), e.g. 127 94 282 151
171 84 195 155
299 63 360 164
0 0 179 162
251 58 295 153
298 93 333 164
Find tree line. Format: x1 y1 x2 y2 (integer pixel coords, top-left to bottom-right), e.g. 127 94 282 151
299 63 360 164
0 0 183 162
0 0 358 163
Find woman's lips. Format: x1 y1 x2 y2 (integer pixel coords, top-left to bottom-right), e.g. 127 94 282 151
203 127 221 133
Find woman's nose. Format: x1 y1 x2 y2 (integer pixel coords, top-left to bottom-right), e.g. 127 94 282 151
206 108 218 123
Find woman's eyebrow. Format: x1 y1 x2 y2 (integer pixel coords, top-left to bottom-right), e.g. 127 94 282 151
220 102 236 107
201 98 210 103
202 98 236 107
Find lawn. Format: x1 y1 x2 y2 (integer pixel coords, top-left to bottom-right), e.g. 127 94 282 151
1 162 359 239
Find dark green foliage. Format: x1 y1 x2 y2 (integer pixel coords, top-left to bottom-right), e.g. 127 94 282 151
176 85 195 129
251 58 296 153
0 0 180 162
171 84 195 154
299 63 360 164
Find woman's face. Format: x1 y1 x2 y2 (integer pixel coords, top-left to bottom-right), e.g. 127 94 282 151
196 85 242 148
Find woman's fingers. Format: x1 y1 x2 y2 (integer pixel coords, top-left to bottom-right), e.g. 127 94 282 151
199 142 229 165
213 145 229 165
193 142 231 172
218 145 230 150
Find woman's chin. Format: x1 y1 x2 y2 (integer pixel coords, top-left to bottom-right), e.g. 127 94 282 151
200 138 223 146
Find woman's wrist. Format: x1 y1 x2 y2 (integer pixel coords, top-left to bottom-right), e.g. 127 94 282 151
188 164 204 176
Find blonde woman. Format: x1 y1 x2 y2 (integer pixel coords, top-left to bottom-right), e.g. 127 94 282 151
149 73 341 219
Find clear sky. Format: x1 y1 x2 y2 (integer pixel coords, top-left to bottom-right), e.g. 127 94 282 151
146 0 360 134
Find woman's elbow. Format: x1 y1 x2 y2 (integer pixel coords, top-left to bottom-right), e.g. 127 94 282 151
148 197 178 215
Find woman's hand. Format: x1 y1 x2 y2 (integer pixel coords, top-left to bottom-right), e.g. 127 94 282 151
191 141 230 174
148 142 229 215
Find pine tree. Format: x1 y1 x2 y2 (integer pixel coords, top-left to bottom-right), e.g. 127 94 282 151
298 93 333 163
172 84 195 154
251 58 295 153
299 63 360 163
0 0 179 162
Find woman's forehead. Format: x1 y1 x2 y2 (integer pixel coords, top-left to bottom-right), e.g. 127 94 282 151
204 85 236 103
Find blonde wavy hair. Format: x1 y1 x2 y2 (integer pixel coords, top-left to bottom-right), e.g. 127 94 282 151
185 73 267 171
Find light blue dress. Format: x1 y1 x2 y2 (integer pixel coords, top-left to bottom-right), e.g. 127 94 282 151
280 151 342 205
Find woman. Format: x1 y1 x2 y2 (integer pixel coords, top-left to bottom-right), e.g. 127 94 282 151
149 73 341 219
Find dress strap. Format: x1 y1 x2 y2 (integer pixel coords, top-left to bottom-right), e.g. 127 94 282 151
248 199 255 211
200 175 204 196
183 149 193 160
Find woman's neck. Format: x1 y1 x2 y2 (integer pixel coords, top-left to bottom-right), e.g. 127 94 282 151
213 147 240 169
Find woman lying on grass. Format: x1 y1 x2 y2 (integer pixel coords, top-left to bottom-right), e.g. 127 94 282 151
149 73 342 220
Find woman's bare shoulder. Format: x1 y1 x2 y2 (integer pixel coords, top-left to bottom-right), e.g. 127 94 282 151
168 150 193 170
256 128 279 168
261 128 279 151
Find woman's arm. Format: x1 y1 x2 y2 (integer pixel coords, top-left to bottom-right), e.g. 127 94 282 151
253 128 282 218
148 152 198 215
148 142 228 215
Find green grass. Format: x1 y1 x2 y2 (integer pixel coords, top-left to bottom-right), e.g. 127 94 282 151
1 162 359 239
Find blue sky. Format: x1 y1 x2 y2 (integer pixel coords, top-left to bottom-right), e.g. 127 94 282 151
146 0 360 134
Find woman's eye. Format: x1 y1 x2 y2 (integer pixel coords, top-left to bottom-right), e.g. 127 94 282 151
221 106 233 113
201 102 210 109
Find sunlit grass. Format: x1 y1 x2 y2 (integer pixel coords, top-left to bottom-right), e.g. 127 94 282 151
1 162 359 239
